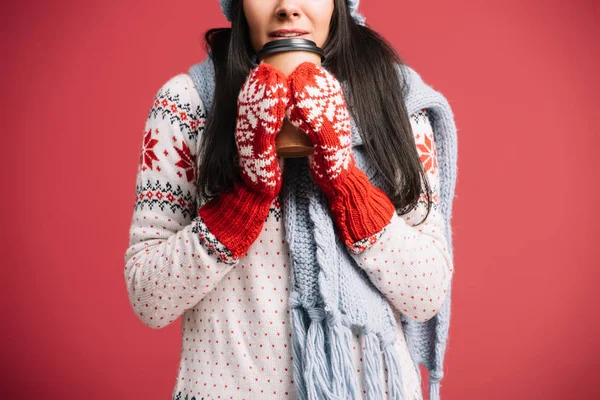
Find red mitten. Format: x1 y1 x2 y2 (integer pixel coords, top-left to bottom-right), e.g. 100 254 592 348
198 62 289 259
286 62 395 253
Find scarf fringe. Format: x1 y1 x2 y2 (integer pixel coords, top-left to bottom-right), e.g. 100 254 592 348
304 310 331 399
293 297 409 400
382 339 406 400
328 318 361 399
304 308 347 400
291 304 308 400
364 330 385 400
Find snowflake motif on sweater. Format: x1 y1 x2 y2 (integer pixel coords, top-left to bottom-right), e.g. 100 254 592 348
124 73 454 400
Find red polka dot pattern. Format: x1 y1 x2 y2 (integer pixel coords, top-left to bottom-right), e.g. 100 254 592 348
125 74 452 400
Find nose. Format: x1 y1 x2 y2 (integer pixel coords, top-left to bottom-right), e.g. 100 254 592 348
275 2 301 20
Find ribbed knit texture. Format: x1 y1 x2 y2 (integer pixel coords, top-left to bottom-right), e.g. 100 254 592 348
188 53 458 400
326 166 397 250
198 184 273 258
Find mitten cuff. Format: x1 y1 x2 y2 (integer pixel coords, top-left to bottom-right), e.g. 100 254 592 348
323 166 395 252
198 183 275 259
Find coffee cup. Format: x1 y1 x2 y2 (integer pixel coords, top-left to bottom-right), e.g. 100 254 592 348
256 38 325 158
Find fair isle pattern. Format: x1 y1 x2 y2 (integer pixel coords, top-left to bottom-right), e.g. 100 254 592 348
286 63 354 184
125 73 452 399
235 64 289 195
134 178 197 220
125 74 242 332
192 215 239 266
134 76 206 219
348 227 388 255
148 84 206 143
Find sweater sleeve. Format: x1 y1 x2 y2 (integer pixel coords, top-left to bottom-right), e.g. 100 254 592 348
123 73 239 330
351 109 454 323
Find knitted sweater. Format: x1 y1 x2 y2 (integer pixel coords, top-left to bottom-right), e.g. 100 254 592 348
124 72 454 400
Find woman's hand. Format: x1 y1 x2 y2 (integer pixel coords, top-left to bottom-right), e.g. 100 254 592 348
285 62 395 252
285 62 354 192
198 62 290 259
236 61 290 198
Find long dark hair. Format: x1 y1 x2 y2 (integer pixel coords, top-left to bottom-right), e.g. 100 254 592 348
196 0 433 224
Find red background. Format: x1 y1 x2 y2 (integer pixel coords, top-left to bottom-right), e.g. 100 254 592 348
2 0 599 399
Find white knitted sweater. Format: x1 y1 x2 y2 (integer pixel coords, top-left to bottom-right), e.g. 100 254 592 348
124 73 454 400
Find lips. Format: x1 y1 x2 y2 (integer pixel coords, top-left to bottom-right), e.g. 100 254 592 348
269 29 309 37
269 34 308 41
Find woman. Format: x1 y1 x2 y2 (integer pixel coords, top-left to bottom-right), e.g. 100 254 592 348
124 0 456 399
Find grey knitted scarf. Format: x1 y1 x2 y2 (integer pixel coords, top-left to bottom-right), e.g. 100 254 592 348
188 54 457 400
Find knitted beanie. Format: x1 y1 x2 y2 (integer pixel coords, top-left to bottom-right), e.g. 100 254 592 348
219 0 366 26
